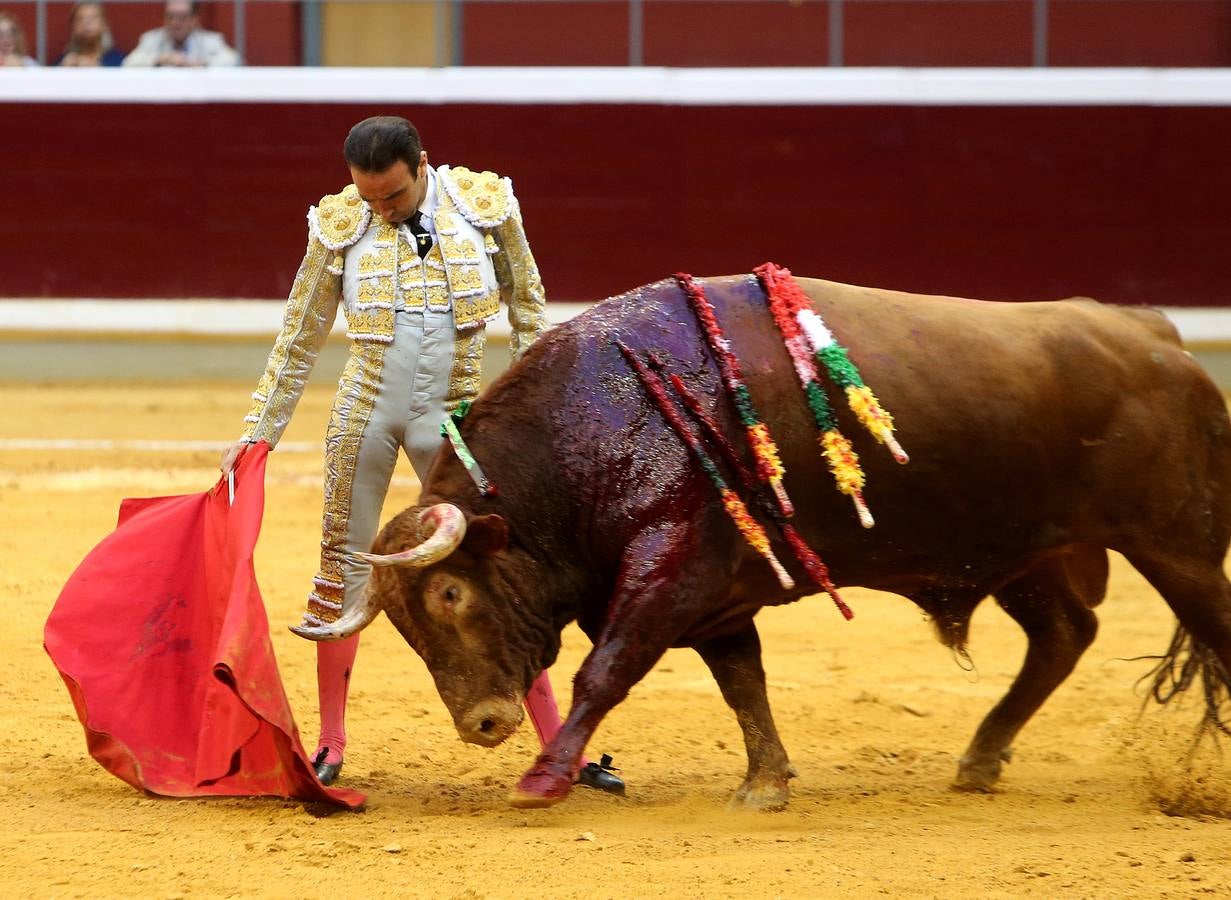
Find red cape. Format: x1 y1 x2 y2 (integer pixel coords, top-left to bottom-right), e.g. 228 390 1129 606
44 442 365 808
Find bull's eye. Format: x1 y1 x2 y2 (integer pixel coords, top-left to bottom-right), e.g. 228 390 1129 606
422 574 467 625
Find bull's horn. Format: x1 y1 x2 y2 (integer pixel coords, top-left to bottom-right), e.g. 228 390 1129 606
290 594 381 641
354 503 467 569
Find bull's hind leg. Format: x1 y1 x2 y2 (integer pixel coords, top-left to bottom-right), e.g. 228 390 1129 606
694 623 794 811
955 547 1106 791
1121 548 1231 728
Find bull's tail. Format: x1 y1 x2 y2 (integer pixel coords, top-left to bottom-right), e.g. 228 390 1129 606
1139 625 1231 739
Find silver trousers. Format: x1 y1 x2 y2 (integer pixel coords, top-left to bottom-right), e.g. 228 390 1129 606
335 307 458 610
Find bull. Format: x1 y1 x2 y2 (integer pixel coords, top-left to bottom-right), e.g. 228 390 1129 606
293 273 1231 810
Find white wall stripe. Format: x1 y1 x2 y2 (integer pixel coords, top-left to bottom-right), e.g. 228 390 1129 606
3 301 1229 343
3 67 1231 106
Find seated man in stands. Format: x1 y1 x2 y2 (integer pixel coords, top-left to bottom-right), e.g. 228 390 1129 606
123 0 239 67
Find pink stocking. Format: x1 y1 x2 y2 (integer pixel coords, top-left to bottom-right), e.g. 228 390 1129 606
523 669 589 768
314 633 360 765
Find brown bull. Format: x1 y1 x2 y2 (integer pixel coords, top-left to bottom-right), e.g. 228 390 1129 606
294 273 1231 810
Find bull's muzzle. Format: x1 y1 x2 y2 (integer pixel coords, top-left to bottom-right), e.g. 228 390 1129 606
456 697 524 748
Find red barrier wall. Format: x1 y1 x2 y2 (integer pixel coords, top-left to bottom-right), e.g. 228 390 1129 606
461 0 1231 67
4 101 1230 305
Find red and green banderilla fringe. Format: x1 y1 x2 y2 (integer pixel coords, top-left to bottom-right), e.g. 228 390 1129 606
754 264 875 527
617 340 795 591
675 272 793 518
757 262 909 466
646 352 852 620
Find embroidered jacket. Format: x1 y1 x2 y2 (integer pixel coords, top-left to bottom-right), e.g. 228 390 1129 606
241 165 547 446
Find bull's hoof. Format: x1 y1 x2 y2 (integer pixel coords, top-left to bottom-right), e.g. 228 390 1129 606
507 788 566 809
576 754 625 796
953 754 1003 793
729 774 791 812
508 767 574 809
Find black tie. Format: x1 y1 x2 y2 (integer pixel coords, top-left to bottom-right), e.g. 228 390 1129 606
406 211 433 258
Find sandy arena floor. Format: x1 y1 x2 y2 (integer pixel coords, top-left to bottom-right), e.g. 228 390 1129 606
5 383 1231 898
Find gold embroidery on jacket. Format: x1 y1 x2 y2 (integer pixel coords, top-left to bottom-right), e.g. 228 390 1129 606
358 247 396 278
345 306 395 342
433 201 496 329
311 185 370 250
440 165 513 228
346 223 398 340
448 265 485 295
398 232 451 311
357 278 395 306
453 290 501 328
490 200 547 360
438 233 482 263
445 325 487 411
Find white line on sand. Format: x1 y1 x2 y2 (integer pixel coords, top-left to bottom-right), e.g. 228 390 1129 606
0 439 322 452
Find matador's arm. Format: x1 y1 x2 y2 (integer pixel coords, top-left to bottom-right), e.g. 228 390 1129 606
240 229 341 447
240 186 369 447
491 193 548 362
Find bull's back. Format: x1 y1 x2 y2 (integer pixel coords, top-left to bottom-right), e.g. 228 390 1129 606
792 278 1207 447
492 273 1230 588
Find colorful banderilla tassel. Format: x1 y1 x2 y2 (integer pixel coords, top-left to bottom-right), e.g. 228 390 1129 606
440 402 498 497
753 264 875 528
757 262 909 466
647 353 853 620
617 340 795 590
675 273 793 519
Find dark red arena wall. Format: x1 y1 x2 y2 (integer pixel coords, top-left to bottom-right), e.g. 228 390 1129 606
5 101 1229 305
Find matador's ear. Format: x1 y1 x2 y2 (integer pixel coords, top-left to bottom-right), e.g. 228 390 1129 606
461 514 509 557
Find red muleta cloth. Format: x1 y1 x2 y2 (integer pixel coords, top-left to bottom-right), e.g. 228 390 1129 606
44 442 365 809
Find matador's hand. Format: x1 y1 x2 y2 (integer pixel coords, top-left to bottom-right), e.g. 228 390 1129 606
220 441 251 475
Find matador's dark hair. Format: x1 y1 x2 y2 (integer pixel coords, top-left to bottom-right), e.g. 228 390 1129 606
344 116 423 174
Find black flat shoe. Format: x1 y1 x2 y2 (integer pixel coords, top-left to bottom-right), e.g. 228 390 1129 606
312 747 343 786
577 754 625 796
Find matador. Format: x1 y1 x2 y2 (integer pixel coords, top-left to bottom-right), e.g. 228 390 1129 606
221 117 624 794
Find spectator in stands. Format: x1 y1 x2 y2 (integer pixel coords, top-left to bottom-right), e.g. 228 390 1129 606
123 0 239 67
0 11 38 66
55 2 126 67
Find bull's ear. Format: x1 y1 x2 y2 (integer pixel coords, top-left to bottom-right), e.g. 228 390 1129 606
462 513 509 557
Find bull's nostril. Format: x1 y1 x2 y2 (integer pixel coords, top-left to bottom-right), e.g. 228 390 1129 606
479 718 495 733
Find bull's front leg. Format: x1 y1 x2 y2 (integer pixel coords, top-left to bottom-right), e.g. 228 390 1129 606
507 528 718 809
694 623 795 811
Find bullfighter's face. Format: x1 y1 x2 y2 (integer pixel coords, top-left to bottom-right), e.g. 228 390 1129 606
350 153 429 227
